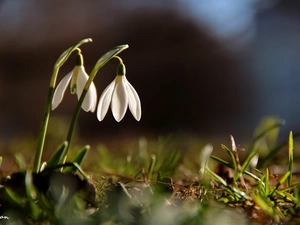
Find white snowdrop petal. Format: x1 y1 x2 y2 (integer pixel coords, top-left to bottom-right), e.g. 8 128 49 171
88 82 98 112
111 76 128 122
97 80 115 121
82 81 97 112
70 67 80 94
52 71 73 110
76 67 97 112
126 78 141 121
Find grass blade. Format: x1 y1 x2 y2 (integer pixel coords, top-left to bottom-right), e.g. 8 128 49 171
5 188 24 206
221 144 237 176
206 166 249 200
269 171 291 196
288 131 293 187
205 166 227 186
257 132 300 168
210 155 232 167
265 168 269 196
210 155 262 182
15 153 26 171
147 154 156 181
64 145 90 173
45 141 68 170
25 170 41 219
198 144 213 180
241 147 259 174
43 162 90 179
247 117 285 156
251 193 275 218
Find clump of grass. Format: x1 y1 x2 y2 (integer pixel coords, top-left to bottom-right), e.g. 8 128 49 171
208 118 300 224
2 113 300 225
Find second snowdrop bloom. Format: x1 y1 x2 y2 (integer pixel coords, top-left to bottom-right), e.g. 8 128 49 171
52 53 97 112
97 62 141 122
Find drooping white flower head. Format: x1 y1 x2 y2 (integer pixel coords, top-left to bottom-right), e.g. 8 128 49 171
97 62 141 122
52 53 97 112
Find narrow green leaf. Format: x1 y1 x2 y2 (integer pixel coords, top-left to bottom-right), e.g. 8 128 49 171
251 193 274 217
288 131 294 187
258 132 300 168
148 154 156 181
64 145 90 173
253 117 284 144
248 117 285 155
25 170 37 200
15 153 26 171
198 144 213 180
45 141 68 170
158 149 181 177
71 145 89 165
244 171 262 182
206 166 249 200
232 186 250 200
69 162 90 179
269 171 291 196
265 168 269 196
279 171 291 185
246 117 285 172
205 166 228 186
210 155 262 182
55 38 92 67
241 147 259 174
221 144 238 176
282 191 297 203
42 162 90 179
93 44 129 72
5 188 24 206
210 155 231 167
25 170 42 219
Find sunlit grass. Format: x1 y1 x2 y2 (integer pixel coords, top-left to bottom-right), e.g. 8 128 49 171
1 116 300 224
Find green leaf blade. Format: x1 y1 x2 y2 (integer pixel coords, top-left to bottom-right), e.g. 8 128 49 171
64 145 90 173
55 38 92 68
45 141 68 170
288 131 294 187
94 44 129 71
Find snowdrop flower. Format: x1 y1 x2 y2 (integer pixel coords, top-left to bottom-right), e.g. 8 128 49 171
52 53 97 112
97 62 141 122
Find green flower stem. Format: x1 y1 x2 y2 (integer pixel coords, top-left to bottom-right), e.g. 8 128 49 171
33 38 92 173
63 45 129 162
33 69 58 173
63 67 99 163
113 55 123 63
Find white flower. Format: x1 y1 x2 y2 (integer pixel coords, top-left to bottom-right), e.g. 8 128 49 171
52 65 97 112
97 74 141 122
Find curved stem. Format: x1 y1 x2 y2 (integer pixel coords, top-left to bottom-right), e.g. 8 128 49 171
63 45 129 162
63 66 98 162
33 67 59 173
33 38 92 173
113 56 123 64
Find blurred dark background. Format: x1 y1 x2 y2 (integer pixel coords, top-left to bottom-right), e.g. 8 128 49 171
1 0 300 144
